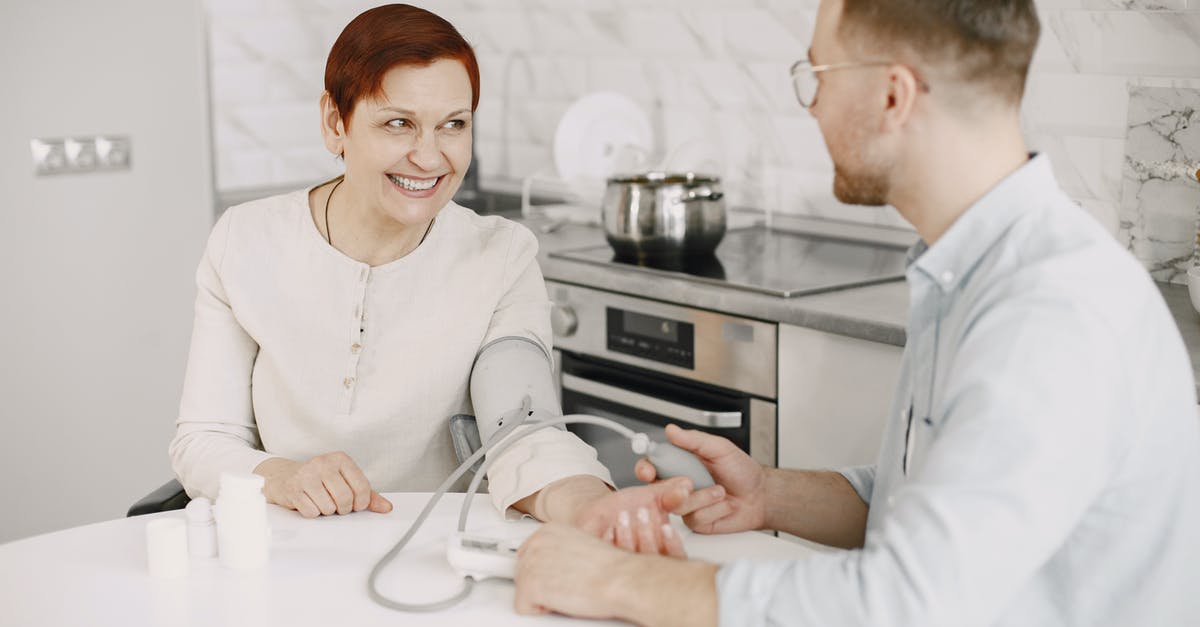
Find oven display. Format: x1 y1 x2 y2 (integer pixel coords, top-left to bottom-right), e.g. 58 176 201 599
606 307 694 369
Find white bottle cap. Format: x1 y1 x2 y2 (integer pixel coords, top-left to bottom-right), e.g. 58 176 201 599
184 497 213 522
218 472 265 499
146 518 189 578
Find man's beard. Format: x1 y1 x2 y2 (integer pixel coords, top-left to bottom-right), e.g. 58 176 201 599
832 162 888 206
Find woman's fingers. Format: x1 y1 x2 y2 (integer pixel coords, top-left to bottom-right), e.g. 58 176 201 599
614 510 636 552
321 468 356 515
294 492 322 519
660 523 686 558
338 463 374 512
304 483 338 516
368 491 393 513
633 507 661 554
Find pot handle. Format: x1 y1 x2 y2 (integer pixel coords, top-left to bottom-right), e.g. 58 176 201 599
680 188 724 203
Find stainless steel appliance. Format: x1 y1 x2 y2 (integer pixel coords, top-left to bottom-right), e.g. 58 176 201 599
553 226 911 298
548 227 912 486
550 282 778 487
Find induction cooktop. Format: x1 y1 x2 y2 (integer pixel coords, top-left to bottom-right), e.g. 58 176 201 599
549 227 912 298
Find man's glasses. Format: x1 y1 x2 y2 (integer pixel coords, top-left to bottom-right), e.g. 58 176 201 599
789 59 931 109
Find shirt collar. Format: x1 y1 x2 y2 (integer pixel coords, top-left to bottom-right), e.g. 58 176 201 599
907 153 1056 291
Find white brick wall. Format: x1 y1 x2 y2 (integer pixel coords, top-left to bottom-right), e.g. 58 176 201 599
204 0 1200 244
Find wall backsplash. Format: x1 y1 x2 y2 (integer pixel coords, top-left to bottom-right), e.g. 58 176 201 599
205 0 1200 280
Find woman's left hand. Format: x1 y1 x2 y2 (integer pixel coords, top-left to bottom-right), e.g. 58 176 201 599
571 477 693 556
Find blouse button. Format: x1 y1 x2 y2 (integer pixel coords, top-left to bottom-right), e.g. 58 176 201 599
350 343 362 354
343 377 355 389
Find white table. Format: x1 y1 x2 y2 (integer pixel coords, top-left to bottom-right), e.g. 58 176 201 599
0 493 826 626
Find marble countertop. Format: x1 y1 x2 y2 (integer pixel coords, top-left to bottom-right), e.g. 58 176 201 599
526 216 1200 396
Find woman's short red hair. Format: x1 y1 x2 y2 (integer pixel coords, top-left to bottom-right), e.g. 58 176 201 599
325 4 480 124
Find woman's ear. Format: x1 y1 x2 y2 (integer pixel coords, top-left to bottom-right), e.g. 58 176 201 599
319 91 346 158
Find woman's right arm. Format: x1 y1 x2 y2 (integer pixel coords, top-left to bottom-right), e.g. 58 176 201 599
169 209 274 500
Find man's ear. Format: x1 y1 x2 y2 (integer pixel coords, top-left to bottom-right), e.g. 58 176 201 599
319 91 346 158
881 64 920 132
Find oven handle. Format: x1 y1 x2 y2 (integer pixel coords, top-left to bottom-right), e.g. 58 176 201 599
561 373 743 429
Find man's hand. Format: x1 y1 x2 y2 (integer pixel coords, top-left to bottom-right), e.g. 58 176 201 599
636 424 769 534
516 522 716 624
254 452 392 518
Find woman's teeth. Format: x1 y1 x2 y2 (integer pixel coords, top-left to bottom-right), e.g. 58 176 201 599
388 174 439 191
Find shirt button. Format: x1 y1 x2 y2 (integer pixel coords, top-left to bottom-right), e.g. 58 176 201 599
940 270 955 283
351 343 362 354
343 377 355 389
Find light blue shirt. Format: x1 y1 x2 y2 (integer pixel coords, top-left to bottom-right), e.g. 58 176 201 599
717 155 1200 626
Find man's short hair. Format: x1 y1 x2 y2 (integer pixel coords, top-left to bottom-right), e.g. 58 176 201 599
839 0 1040 105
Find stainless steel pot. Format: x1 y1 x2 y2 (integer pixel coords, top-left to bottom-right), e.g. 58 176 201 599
602 172 726 259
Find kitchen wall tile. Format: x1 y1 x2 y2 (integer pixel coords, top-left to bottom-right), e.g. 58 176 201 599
1048 11 1200 77
204 0 1200 280
719 9 807 62
1119 86 1200 283
1023 73 1132 138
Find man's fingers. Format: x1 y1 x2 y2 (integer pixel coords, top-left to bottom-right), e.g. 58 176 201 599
368 491 393 513
674 484 726 516
682 500 735 533
664 423 734 462
635 458 659 483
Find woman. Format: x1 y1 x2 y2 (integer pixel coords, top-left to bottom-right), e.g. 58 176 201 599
170 4 689 551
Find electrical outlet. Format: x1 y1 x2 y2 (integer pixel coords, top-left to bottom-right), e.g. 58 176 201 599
31 135 132 175
31 138 68 175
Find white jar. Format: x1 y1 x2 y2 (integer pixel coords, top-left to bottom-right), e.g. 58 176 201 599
184 497 217 558
215 472 270 570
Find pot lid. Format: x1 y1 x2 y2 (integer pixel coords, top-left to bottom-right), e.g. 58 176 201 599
607 171 720 186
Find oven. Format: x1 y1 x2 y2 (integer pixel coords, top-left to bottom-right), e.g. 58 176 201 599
548 281 777 488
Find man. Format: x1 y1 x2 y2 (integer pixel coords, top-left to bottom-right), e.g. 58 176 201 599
512 0 1200 625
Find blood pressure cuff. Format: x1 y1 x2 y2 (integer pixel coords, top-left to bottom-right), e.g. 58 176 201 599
468 336 613 515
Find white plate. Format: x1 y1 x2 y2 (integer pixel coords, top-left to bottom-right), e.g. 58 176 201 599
553 92 654 184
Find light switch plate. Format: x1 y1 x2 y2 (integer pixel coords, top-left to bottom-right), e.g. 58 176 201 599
32 135 132 175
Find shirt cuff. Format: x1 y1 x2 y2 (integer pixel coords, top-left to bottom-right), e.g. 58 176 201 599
483 427 614 518
838 464 877 505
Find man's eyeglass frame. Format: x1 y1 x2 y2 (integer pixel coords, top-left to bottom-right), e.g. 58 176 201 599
789 59 931 109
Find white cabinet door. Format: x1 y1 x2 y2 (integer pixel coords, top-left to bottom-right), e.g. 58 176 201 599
778 324 903 470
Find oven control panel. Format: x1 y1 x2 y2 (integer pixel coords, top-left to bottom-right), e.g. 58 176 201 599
548 281 778 400
606 307 694 369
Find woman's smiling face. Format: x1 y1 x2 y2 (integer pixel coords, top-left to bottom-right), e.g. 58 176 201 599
326 57 473 227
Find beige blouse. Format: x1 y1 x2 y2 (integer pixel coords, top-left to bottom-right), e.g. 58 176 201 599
169 188 610 513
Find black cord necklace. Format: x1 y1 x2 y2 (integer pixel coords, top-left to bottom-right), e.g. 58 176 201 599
324 177 343 246
323 176 435 249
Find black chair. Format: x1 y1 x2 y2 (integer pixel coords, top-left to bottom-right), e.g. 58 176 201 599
126 415 483 517
127 479 190 517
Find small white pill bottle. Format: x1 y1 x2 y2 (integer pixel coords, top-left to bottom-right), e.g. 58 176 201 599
214 472 270 570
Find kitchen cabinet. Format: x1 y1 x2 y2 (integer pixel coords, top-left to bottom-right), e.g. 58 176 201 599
777 323 902 471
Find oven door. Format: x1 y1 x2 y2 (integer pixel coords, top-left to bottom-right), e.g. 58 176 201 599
558 351 775 488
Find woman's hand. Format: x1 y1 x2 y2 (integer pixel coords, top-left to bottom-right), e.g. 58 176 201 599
254 452 393 518
572 477 693 556
635 424 768 535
